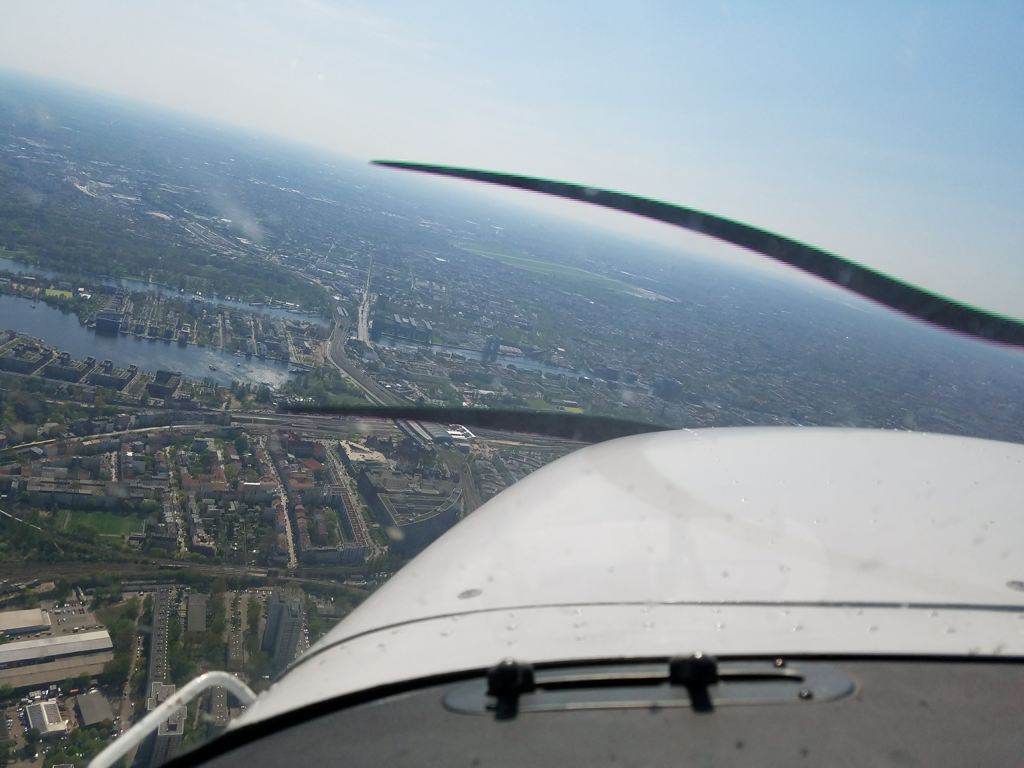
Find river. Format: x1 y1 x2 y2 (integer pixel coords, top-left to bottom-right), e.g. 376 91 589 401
0 257 326 324
0 293 292 389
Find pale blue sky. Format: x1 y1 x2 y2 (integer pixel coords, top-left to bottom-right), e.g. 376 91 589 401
1 1 1022 317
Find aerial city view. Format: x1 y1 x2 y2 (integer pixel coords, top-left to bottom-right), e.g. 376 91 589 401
0 66 1021 768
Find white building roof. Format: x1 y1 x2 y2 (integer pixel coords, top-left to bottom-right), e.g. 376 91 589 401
0 630 112 666
0 608 51 635
25 700 67 735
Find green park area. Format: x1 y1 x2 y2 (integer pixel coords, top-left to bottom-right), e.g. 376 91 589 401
45 288 74 299
62 510 145 536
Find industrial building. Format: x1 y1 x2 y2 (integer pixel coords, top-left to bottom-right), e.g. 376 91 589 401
25 699 67 738
76 691 115 727
186 593 207 633
370 313 434 343
0 608 52 636
357 469 462 557
0 630 113 689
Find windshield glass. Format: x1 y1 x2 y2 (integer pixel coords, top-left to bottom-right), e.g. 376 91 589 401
0 1 1021 763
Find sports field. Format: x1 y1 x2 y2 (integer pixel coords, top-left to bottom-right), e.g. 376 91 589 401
65 510 144 536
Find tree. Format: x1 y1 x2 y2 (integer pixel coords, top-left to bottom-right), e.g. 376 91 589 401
210 577 228 598
52 578 72 601
259 529 278 564
247 648 269 681
142 593 154 622
71 522 99 544
247 595 261 635
255 386 272 404
99 653 130 688
123 597 141 622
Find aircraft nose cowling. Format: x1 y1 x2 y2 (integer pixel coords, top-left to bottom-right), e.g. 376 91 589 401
230 427 1024 728
317 427 1024 642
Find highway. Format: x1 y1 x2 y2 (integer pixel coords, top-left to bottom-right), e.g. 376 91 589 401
356 254 372 343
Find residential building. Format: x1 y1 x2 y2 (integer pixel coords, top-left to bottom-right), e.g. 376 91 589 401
261 587 304 674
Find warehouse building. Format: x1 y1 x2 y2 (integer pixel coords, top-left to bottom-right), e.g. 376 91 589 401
0 630 113 689
25 699 68 738
0 608 52 637
76 691 115 727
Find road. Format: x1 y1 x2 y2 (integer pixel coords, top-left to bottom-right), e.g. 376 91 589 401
119 628 142 734
116 615 145 768
262 435 298 569
356 253 372 343
321 306 490 515
323 327 487 515
325 310 390 406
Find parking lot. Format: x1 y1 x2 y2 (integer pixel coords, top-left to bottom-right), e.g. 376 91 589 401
38 599 102 637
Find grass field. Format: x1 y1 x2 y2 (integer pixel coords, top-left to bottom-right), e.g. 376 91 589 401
45 289 74 299
454 242 649 296
67 510 144 536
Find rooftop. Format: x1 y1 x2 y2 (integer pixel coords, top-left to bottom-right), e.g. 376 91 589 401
76 691 114 726
0 608 51 635
0 630 112 666
25 700 66 736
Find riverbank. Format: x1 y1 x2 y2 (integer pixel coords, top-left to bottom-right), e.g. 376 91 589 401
0 293 294 390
